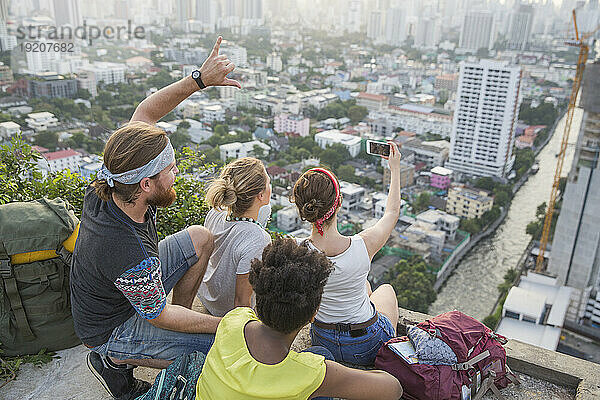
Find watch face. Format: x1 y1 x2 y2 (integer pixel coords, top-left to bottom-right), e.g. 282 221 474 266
192 71 200 79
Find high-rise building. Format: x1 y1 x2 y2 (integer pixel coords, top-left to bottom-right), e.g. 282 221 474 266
242 0 262 19
385 8 406 46
414 17 440 48
177 0 191 23
548 62 600 328
196 0 219 25
445 60 522 178
507 3 534 51
367 10 384 41
0 0 8 22
347 0 362 33
26 41 62 73
53 0 82 26
458 11 495 52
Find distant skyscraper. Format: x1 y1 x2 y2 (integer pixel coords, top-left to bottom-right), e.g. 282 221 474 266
177 0 191 23
196 0 218 25
53 0 82 26
347 0 362 33
0 0 8 22
458 11 495 52
414 17 440 48
385 8 406 46
445 60 522 178
507 4 534 51
242 0 262 19
367 10 383 41
548 62 600 328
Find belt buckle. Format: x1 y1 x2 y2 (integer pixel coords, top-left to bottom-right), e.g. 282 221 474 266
335 323 351 332
0 259 12 278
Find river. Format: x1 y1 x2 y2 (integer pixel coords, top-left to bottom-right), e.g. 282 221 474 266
429 108 584 320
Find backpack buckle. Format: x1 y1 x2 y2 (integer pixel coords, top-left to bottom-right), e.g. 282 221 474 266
169 374 188 400
0 259 12 278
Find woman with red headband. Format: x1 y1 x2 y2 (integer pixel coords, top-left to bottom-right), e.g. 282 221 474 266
291 141 402 366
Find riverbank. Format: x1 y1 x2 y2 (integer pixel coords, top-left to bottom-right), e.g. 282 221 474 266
430 107 581 319
433 110 565 292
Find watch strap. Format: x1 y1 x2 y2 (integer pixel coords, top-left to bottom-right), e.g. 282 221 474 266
191 70 206 89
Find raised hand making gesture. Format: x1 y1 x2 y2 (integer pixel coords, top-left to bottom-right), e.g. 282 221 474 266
130 35 242 124
199 36 242 89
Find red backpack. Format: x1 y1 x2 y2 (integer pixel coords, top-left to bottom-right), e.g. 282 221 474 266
374 311 520 400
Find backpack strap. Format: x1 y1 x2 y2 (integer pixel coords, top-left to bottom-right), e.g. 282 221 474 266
473 370 508 400
0 258 35 340
452 350 490 371
169 353 191 400
505 365 521 385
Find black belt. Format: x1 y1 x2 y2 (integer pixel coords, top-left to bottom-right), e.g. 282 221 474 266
313 312 379 337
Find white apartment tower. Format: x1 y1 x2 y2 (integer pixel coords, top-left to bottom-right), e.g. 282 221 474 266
459 11 496 52
367 10 384 41
385 8 407 46
53 0 82 27
445 60 522 178
347 0 362 33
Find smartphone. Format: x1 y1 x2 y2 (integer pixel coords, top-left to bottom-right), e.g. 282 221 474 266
366 140 391 157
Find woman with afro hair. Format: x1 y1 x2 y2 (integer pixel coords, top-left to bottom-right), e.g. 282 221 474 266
290 141 403 366
195 238 403 400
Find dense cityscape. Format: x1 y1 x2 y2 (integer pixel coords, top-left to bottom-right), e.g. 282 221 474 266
0 0 599 398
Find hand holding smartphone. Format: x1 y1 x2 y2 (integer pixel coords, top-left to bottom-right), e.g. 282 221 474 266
366 140 391 157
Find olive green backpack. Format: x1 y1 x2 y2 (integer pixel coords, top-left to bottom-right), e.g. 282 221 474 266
0 197 81 356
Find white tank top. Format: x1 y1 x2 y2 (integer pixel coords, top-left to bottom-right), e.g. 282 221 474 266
300 235 375 324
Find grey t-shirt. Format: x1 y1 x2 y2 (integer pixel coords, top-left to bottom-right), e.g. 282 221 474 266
197 209 271 317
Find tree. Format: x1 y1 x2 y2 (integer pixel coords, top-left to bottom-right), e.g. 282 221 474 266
460 218 481 235
34 131 59 150
347 105 368 124
387 259 437 313
252 144 265 159
170 127 192 150
474 177 496 191
1 135 213 240
319 144 350 169
337 164 355 182
76 88 91 100
412 192 431 213
476 47 489 58
494 191 510 207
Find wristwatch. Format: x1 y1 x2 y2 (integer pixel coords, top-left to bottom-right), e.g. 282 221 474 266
191 70 206 89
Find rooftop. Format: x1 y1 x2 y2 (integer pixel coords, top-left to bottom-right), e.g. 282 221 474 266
497 318 562 351
27 111 56 120
357 92 388 101
504 286 546 319
315 129 362 146
450 186 494 202
431 166 453 176
42 149 81 161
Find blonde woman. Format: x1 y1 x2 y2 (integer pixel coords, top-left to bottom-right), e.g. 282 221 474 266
197 157 272 317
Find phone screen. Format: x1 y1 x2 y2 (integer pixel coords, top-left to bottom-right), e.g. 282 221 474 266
369 141 391 157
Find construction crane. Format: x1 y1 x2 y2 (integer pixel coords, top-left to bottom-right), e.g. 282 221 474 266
535 10 598 272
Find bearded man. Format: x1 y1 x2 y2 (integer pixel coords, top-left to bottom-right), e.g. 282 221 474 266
70 36 241 400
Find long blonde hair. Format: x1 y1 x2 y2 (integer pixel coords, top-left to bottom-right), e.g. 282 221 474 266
205 157 268 216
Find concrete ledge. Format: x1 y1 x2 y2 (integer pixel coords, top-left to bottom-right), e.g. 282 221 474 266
397 307 600 400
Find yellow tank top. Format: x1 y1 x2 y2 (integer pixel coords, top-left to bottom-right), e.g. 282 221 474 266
196 307 327 400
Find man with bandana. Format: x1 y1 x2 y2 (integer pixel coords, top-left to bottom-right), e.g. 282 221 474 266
70 37 241 400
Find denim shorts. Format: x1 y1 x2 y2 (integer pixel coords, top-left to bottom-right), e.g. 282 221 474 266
91 229 215 361
310 306 395 366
